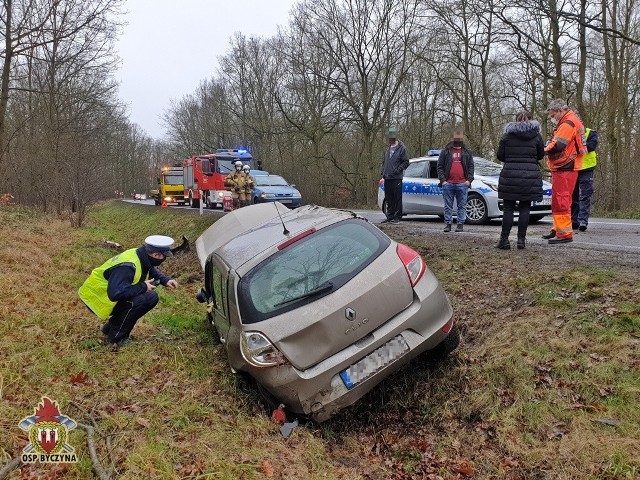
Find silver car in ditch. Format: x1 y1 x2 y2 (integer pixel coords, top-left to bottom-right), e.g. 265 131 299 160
195 203 458 422
378 152 552 224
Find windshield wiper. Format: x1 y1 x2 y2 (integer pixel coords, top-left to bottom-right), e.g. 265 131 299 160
273 281 334 307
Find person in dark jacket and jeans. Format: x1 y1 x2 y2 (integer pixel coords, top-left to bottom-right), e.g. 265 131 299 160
437 129 474 232
496 111 545 249
380 128 410 224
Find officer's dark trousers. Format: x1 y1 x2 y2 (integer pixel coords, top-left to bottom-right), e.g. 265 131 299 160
571 169 594 226
384 178 403 220
107 291 159 343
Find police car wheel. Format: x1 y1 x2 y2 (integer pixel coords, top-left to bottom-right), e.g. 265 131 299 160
465 194 488 225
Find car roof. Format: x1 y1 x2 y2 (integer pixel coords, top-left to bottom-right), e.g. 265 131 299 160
409 155 495 164
195 204 359 271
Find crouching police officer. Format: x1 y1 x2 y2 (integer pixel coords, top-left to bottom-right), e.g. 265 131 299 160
78 235 178 348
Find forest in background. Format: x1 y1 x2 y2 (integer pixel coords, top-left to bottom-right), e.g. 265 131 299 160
1 0 639 226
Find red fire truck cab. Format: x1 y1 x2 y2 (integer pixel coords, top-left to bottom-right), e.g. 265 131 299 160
183 149 253 208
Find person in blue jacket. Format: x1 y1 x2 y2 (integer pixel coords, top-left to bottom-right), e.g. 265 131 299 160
571 128 599 231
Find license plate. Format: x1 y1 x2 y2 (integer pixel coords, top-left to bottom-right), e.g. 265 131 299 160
340 335 409 389
279 199 292 203
534 198 551 206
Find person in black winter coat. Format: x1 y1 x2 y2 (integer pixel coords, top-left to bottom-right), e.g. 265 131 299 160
496 111 545 249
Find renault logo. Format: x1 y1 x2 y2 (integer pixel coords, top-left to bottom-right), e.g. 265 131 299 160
345 308 356 321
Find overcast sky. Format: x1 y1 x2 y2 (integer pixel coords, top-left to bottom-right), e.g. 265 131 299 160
115 0 296 139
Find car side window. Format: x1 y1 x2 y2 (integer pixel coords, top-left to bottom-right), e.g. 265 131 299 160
428 161 438 179
212 266 227 318
404 161 426 178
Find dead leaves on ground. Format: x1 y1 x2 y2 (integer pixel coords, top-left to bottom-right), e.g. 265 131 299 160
259 459 276 477
69 371 92 386
355 416 481 479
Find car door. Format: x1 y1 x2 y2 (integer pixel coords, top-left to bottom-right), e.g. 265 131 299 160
207 256 231 343
401 160 428 214
419 160 444 214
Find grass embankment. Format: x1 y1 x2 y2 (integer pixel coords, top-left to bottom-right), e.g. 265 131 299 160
0 201 638 479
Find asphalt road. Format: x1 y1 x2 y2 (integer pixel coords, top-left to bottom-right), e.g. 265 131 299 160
127 199 640 254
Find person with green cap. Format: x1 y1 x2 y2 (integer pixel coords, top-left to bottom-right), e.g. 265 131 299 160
78 235 179 348
380 128 410 224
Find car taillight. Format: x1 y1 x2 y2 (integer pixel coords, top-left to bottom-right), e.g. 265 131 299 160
396 243 426 287
441 317 453 333
241 332 287 367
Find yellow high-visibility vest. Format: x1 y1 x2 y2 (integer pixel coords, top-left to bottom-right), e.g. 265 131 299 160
78 248 143 319
582 128 597 170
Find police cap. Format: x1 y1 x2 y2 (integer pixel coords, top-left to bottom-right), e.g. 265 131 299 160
144 235 174 257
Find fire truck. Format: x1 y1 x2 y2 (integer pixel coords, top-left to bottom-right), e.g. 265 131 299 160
152 165 185 206
182 149 253 208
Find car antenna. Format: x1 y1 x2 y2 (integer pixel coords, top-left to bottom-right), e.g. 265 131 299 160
274 203 289 235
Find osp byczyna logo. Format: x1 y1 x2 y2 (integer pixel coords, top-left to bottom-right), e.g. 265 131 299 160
18 397 78 464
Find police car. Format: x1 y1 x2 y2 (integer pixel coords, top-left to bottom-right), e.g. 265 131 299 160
377 150 552 225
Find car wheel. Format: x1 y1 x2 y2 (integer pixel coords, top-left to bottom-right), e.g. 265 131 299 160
529 215 544 224
465 194 488 225
189 193 199 208
424 325 460 360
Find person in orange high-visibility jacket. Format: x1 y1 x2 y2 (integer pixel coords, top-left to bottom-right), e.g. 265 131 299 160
542 99 588 245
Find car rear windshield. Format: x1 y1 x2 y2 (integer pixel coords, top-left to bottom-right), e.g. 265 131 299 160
238 219 390 323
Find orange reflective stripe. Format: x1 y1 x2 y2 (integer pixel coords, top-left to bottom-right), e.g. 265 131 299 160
555 215 573 238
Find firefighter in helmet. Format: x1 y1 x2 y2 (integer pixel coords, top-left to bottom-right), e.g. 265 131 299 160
241 164 255 207
224 160 246 209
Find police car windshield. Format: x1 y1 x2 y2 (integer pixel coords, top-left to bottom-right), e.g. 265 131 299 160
255 175 289 186
474 158 502 176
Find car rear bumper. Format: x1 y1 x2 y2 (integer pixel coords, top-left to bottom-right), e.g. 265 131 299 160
246 267 454 421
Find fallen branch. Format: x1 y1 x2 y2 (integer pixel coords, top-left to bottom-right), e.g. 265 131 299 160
0 457 20 480
69 401 116 478
77 423 110 480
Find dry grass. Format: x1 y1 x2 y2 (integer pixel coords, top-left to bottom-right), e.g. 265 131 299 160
1 202 639 480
